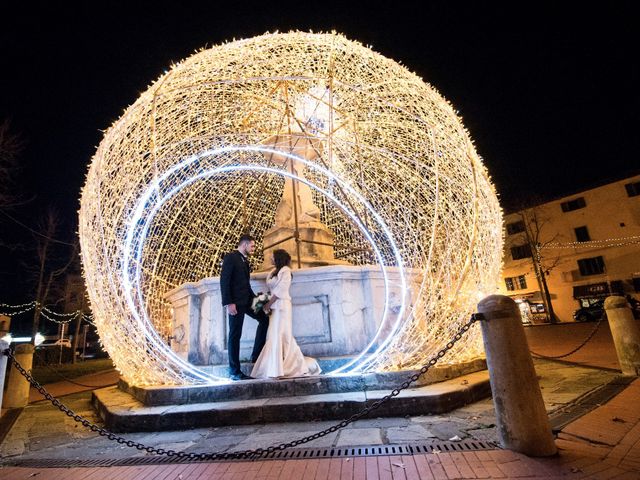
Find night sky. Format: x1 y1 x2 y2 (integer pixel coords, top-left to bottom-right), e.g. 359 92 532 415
0 2 637 304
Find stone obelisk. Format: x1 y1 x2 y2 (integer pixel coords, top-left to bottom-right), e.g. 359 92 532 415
261 133 347 269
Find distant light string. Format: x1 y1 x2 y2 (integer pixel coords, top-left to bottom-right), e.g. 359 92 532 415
0 301 93 325
0 304 36 317
541 234 640 250
0 301 37 309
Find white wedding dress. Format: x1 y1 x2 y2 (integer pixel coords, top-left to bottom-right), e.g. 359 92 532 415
251 266 321 379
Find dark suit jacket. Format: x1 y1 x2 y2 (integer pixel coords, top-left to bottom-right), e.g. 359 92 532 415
220 251 255 307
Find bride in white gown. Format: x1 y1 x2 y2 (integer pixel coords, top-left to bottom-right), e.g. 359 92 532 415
251 249 321 379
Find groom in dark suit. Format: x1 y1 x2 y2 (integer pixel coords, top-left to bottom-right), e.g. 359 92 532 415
220 234 269 380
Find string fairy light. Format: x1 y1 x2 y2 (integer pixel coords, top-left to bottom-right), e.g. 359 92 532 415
0 301 91 324
0 301 37 309
542 235 640 250
41 306 83 317
0 304 37 317
39 310 84 325
79 32 503 386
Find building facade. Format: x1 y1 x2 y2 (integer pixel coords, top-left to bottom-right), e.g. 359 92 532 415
500 174 640 323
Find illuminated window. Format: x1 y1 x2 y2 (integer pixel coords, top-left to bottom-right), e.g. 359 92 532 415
505 275 527 291
518 275 527 289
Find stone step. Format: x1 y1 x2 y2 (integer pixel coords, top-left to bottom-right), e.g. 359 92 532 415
92 370 491 432
119 358 486 406
200 355 356 376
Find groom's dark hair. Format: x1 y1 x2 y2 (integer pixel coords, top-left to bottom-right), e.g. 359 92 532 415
238 234 255 246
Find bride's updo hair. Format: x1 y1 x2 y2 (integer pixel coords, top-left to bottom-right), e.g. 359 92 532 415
271 249 292 278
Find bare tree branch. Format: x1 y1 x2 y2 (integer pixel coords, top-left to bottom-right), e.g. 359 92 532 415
30 208 78 343
0 118 25 208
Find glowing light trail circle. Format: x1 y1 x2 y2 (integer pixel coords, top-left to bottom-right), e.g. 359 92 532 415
122 148 405 381
79 32 503 386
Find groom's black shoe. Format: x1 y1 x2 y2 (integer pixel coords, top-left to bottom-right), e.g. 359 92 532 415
230 372 253 381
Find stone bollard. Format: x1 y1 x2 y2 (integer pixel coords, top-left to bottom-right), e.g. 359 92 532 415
0 339 8 410
477 295 557 456
2 343 35 409
604 296 640 376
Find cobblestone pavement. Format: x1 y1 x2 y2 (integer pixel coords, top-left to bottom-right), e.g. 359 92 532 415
0 359 617 461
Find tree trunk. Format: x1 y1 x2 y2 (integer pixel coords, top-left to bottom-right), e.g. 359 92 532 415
520 210 557 324
72 313 82 363
539 266 557 323
531 248 557 324
31 240 49 344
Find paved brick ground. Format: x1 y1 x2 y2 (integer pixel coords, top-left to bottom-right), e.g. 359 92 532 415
1 422 639 480
2 359 615 461
524 321 620 371
557 378 640 475
27 368 120 403
1 321 639 478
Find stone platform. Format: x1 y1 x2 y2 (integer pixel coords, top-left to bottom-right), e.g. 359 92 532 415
164 265 411 366
92 360 491 432
120 358 486 406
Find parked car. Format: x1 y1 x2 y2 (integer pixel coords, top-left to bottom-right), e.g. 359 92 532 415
573 296 640 322
573 299 606 322
628 296 640 318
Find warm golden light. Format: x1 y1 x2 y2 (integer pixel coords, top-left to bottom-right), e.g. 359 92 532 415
79 32 503 386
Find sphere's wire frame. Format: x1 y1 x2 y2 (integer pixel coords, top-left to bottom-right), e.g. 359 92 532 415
79 32 504 386
123 147 407 381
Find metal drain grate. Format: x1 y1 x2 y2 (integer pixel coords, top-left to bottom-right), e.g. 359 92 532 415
549 375 635 432
3 441 498 468
263 440 497 460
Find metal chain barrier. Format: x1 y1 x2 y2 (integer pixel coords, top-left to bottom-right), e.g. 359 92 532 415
529 315 605 359
2 313 481 461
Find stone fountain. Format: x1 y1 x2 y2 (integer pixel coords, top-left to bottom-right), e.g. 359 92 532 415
164 132 399 368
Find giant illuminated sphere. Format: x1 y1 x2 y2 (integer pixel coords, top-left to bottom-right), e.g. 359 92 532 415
79 32 503 386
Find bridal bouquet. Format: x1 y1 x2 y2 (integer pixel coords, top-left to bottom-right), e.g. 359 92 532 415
251 292 271 314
